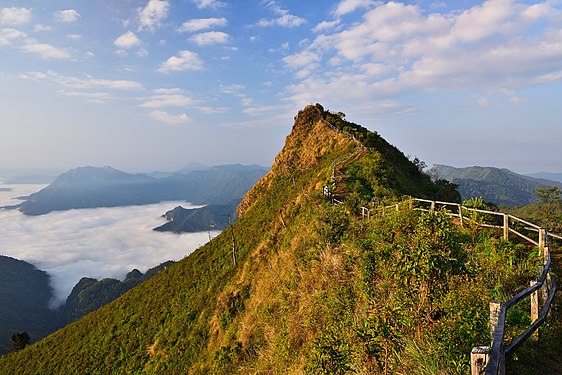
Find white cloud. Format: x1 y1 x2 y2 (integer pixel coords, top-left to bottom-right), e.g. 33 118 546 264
532 70 562 85
57 90 115 104
257 1 306 28
114 31 141 49
136 48 149 58
158 50 204 73
313 19 341 33
67 34 82 41
220 84 245 95
333 0 379 16
282 1 562 118
0 28 26 46
283 50 321 69
149 110 191 124
0 7 32 25
139 0 169 32
190 31 230 46
177 17 227 32
257 14 307 28
34 24 52 32
54 9 81 23
477 96 490 108
0 188 213 307
192 0 226 9
141 89 198 108
21 70 143 91
21 40 72 60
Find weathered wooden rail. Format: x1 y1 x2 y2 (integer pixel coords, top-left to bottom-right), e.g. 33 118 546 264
323 190 558 374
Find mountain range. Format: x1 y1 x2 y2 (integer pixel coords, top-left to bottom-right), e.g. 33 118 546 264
6 164 267 216
429 164 562 206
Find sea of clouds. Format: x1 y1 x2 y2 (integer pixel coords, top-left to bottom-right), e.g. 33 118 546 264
0 183 219 308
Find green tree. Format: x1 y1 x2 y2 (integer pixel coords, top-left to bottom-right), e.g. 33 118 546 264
10 332 29 351
533 186 561 203
533 186 562 231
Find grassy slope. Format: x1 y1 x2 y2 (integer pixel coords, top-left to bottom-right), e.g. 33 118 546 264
0 105 360 373
0 105 546 374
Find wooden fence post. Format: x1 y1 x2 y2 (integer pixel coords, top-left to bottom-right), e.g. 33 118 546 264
458 204 464 227
471 346 490 375
430 200 435 214
538 228 546 250
490 302 501 341
503 214 509 241
530 280 539 340
395 203 399 212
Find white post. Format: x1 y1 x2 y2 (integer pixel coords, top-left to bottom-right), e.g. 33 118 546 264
530 280 539 340
458 204 464 227
490 302 501 341
503 214 509 241
471 346 490 375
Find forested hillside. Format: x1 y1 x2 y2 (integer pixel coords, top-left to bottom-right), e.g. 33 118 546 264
429 164 562 206
0 105 542 374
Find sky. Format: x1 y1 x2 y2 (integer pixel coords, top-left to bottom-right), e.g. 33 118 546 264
0 184 217 307
1 0 562 174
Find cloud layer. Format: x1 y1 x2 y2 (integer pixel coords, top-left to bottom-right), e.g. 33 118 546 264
0 184 216 307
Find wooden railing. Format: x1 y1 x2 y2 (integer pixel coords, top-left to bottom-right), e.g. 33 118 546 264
323 191 558 374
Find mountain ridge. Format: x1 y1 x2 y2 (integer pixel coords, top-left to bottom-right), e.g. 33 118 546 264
8 164 267 215
429 164 562 206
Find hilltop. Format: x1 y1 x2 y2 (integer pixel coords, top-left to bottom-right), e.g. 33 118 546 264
0 105 539 374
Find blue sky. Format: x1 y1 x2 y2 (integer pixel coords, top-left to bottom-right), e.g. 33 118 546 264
1 0 561 174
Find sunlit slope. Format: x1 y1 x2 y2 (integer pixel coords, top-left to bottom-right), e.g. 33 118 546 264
0 105 451 374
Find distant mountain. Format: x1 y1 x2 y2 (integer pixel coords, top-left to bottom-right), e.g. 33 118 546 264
429 164 562 206
142 162 210 178
525 172 562 183
154 200 239 233
0 256 58 355
9 164 268 215
60 261 175 325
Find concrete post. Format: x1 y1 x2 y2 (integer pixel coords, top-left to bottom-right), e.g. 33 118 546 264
430 200 435 214
538 228 546 250
471 346 490 375
458 204 464 227
490 302 501 341
530 280 539 340
503 214 509 241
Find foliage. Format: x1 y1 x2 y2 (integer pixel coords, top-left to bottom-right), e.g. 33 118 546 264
533 186 561 203
10 333 29 351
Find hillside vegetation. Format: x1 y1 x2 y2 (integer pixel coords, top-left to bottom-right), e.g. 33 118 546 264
0 256 58 354
429 164 562 207
0 105 543 374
